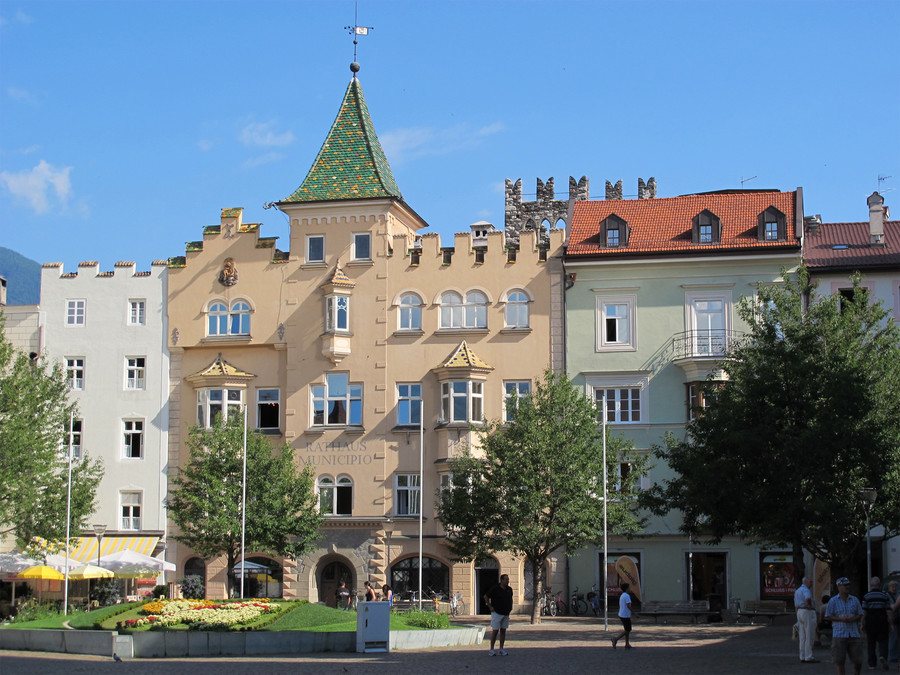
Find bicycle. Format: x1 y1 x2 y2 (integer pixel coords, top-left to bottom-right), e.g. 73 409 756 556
554 588 568 616
540 587 558 616
570 586 588 616
449 591 466 617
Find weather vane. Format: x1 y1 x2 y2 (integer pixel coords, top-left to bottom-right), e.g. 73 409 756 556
344 2 374 67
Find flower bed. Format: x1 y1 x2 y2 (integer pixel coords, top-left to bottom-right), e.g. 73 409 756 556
120 599 277 631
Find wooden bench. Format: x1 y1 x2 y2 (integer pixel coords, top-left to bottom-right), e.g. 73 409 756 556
639 600 710 623
738 600 791 624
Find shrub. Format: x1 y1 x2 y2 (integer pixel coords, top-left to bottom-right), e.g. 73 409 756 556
90 579 121 607
180 575 205 600
404 608 450 629
150 585 167 599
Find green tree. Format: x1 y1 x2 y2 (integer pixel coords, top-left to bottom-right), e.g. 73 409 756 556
0 314 103 546
167 413 323 596
437 369 648 623
642 267 900 582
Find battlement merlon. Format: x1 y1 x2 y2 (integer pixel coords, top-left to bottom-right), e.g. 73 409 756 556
40 260 167 278
171 207 284 266
504 176 588 244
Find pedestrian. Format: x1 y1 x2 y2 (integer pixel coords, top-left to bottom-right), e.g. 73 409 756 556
364 580 376 602
862 576 893 671
795 575 820 663
886 580 899 666
825 577 864 675
484 573 513 656
611 582 634 650
336 580 351 610
382 584 393 606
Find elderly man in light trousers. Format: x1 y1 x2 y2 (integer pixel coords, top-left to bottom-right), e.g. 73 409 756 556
795 575 819 663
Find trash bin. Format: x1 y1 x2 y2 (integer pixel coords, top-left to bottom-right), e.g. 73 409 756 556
707 593 722 622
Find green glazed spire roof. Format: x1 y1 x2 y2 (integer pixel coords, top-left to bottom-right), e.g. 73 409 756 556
283 77 402 203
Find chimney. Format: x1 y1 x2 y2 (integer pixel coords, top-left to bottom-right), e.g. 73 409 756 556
867 191 885 246
804 214 821 237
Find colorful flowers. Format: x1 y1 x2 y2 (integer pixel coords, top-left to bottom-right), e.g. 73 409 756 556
135 599 275 630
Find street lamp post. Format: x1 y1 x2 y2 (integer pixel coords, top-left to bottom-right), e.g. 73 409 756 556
92 523 107 567
860 488 877 583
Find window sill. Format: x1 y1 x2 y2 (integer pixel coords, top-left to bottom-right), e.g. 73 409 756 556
301 262 327 269
305 425 366 435
392 330 424 338
257 428 283 436
435 328 489 335
391 424 423 433
596 344 637 352
201 335 252 343
500 327 531 335
346 259 374 267
321 330 354 337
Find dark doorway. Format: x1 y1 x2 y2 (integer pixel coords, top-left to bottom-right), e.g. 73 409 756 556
475 557 500 615
319 560 353 608
686 551 727 602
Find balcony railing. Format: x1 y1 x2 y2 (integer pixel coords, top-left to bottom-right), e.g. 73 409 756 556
672 329 742 360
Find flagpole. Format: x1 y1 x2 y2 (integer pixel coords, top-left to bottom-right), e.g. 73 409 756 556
240 404 247 599
418 393 424 611
63 410 74 615
602 390 608 631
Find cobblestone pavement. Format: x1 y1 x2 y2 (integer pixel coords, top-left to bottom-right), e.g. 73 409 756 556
3 615 893 675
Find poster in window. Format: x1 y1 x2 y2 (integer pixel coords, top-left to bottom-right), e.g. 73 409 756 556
760 553 795 599
601 553 642 600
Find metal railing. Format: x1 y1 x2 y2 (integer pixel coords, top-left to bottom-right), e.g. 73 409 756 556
672 330 741 360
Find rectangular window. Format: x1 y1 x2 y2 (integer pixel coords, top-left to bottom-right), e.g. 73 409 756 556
764 220 779 241
124 419 144 458
596 294 637 351
687 382 721 421
396 474 421 516
503 380 531 422
307 235 325 263
439 473 453 494
197 388 243 427
66 299 85 326
397 383 422 426
67 418 83 460
353 233 371 261
312 374 363 426
692 297 726 355
595 387 642 423
121 492 142 530
125 357 146 390
607 227 620 247
325 295 350 332
441 381 483 423
256 388 280 430
66 358 85 390
128 299 146 326
699 224 713 243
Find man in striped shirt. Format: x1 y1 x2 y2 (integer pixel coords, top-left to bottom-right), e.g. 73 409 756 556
825 577 863 675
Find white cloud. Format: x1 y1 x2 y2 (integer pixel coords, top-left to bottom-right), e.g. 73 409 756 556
381 122 505 164
197 138 217 152
239 121 295 148
15 10 33 24
242 152 284 169
0 160 73 214
7 87 36 104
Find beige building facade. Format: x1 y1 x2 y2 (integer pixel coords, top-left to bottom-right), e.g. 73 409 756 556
167 73 567 611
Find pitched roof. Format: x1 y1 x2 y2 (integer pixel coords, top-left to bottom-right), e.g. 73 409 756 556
804 221 899 271
282 78 402 203
440 341 493 371
567 190 800 259
186 354 256 381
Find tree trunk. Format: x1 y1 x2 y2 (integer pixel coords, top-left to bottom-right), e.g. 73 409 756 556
792 538 805 586
530 556 543 625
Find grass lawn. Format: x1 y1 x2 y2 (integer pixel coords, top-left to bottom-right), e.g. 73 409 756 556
263 602 425 632
1 603 139 630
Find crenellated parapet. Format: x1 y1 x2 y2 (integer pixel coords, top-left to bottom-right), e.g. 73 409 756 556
504 176 589 244
41 259 168 278
170 207 289 268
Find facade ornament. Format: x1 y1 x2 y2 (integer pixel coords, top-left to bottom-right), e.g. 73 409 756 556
222 222 237 239
278 323 285 340
171 328 179 345
219 257 239 286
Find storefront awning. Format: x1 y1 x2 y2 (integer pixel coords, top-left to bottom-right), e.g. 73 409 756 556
68 536 159 564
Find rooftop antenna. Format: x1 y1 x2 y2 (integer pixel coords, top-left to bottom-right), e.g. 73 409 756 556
345 1 373 69
741 176 757 188
877 174 895 193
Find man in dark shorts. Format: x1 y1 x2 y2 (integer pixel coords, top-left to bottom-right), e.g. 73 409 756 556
826 577 863 675
612 582 634 649
484 574 513 656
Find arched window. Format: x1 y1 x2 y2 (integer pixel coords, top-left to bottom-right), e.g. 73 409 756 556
207 300 250 336
440 292 464 329
464 291 488 329
230 301 251 335
505 290 529 328
398 293 423 331
208 302 227 335
318 475 352 515
390 556 450 597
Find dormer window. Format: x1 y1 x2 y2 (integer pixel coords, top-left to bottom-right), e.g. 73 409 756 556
601 214 628 248
758 206 787 242
692 210 721 244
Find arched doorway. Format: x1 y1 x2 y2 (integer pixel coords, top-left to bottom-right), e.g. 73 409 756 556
230 557 283 599
319 560 353 608
183 557 206 599
390 556 450 599
475 557 500 614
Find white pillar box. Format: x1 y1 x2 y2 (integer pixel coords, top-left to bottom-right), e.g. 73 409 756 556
356 601 390 653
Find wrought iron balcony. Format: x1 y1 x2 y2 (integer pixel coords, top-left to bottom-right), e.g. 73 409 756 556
672 329 742 360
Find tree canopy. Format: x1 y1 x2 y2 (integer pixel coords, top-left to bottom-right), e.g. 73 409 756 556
0 314 103 546
437 369 648 623
642 268 900 581
167 413 323 596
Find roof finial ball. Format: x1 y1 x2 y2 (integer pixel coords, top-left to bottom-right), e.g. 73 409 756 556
350 62 361 74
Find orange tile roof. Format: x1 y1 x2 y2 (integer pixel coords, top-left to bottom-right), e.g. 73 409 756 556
567 190 800 259
804 221 899 271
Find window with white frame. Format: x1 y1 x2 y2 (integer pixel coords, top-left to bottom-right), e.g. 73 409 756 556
504 290 530 329
596 294 637 351
595 387 641 423
67 418 82 460
123 419 144 458
66 299 85 326
398 293 423 331
121 492 142 530
687 382 723 421
306 234 325 263
686 291 730 356
352 232 371 261
397 383 422 426
312 373 362 426
464 291 488 328
318 475 352 515
440 292 464 328
503 380 531 422
66 358 84 390
439 473 453 494
128 299 146 326
395 474 421 516
256 388 280 431
125 357 146 390
441 380 484 423
197 388 243 427
207 300 251 336
325 295 350 332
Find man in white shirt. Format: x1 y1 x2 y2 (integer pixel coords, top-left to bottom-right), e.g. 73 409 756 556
795 575 819 663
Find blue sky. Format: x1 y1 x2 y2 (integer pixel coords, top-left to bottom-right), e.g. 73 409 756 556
1 0 898 272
